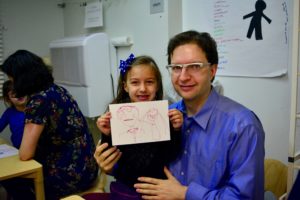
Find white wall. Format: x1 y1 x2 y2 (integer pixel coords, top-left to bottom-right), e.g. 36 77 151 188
62 0 181 92
1 0 64 58
0 0 64 140
218 76 290 163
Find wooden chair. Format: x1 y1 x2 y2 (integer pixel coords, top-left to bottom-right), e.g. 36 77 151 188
80 171 107 195
264 158 288 199
60 170 107 200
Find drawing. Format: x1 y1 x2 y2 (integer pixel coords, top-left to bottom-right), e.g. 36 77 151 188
142 108 167 140
110 100 170 145
243 0 272 40
116 105 145 143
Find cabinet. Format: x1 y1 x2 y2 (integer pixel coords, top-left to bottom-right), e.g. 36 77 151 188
287 0 300 194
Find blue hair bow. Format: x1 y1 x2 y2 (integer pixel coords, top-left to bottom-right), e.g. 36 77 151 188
119 53 135 76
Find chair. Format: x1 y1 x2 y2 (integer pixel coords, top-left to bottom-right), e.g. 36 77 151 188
79 171 107 195
264 158 288 199
60 170 107 200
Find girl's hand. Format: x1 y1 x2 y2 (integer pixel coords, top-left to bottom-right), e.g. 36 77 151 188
96 112 112 135
93 143 122 174
168 109 183 130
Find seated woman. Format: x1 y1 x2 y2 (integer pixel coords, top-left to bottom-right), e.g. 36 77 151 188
0 50 98 200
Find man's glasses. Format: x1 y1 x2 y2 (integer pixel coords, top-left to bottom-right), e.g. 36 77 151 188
166 62 211 75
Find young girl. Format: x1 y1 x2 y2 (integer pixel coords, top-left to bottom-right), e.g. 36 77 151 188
0 80 27 148
94 54 183 200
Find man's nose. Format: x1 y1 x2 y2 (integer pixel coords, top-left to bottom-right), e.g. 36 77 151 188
178 67 190 80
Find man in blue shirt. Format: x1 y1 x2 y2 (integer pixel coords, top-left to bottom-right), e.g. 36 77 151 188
134 30 265 199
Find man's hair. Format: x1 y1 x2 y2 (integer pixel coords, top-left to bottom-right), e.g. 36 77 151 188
167 30 219 65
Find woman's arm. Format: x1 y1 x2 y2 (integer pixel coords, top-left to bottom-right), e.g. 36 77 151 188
19 123 44 160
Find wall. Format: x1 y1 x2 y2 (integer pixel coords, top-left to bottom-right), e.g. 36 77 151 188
1 0 64 57
62 0 182 92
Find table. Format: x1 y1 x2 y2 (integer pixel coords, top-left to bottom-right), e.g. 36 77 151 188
0 149 45 200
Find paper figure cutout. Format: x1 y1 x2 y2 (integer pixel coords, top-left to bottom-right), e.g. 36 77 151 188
243 0 272 40
109 100 170 145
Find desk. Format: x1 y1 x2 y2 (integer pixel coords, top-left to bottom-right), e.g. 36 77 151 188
0 151 45 200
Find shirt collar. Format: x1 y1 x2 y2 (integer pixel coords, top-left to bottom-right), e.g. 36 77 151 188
177 87 219 131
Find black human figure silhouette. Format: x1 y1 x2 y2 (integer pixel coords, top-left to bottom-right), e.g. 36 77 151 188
243 0 272 40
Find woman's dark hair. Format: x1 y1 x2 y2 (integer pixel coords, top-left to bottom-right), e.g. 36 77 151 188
112 55 163 104
0 50 54 97
2 80 14 107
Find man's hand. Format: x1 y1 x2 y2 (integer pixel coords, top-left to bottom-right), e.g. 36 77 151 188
134 167 187 200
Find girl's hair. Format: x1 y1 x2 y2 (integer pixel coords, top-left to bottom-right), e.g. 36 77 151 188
0 49 54 97
112 55 163 104
2 80 14 107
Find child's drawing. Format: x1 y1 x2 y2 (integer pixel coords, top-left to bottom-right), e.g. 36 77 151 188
109 100 170 145
142 108 167 140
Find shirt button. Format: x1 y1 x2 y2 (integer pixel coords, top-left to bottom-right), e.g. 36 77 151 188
186 129 190 134
181 171 184 176
184 150 187 154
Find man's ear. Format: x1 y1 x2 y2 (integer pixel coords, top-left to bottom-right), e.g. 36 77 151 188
210 64 218 81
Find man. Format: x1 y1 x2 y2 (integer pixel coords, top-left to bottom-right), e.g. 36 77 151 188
134 30 265 199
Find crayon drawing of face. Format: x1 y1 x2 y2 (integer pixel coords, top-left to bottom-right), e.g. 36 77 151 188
117 106 139 128
144 108 159 125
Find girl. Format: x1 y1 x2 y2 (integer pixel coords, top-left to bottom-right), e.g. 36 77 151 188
0 80 27 148
94 54 183 200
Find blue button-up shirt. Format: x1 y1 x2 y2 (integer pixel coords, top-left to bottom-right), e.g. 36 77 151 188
169 88 265 200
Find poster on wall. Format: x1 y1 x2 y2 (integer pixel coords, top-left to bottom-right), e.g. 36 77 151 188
84 1 103 28
183 0 289 77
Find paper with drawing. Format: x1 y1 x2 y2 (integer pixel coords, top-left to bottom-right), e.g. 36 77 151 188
109 100 170 145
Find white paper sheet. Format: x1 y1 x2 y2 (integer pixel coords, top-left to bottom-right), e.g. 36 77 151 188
183 0 289 77
84 1 103 28
0 144 18 158
109 100 170 146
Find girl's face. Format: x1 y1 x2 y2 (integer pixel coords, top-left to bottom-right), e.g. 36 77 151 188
124 64 158 102
8 91 27 107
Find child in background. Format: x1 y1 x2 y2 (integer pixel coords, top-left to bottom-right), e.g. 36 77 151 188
0 80 27 148
94 54 183 200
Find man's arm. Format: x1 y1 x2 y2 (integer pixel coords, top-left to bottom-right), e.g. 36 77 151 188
185 124 265 199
